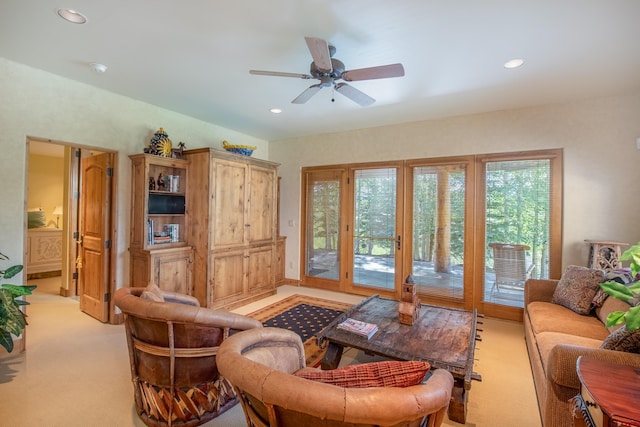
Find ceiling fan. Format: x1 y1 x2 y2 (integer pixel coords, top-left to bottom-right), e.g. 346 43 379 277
250 37 405 107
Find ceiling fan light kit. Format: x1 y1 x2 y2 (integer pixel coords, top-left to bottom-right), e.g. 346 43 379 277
250 36 405 106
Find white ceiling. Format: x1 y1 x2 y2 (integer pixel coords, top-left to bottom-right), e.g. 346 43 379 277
2 1 640 142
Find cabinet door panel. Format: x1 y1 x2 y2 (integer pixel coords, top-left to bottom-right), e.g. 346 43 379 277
248 166 276 243
156 249 192 295
248 245 274 292
213 161 247 246
212 250 245 304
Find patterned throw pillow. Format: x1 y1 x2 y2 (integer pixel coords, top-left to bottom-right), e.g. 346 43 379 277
552 265 605 315
294 360 430 388
601 325 640 353
141 284 165 302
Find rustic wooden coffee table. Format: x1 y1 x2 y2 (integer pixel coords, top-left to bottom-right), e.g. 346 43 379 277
316 295 482 424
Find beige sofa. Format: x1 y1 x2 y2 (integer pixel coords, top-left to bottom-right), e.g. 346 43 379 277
524 278 640 427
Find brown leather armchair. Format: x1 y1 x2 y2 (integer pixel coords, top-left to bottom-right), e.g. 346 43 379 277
217 327 454 427
114 286 263 427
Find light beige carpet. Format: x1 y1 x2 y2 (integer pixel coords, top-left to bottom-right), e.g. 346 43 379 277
0 278 541 427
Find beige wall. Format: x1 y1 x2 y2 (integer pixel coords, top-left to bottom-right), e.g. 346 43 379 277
28 154 64 228
271 93 640 279
3 56 639 289
0 57 268 288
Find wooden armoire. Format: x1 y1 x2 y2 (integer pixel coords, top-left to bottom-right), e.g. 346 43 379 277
183 148 280 309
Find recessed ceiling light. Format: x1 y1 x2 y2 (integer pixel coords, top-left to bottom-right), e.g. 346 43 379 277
56 9 88 24
89 62 107 73
270 108 282 114
504 58 524 69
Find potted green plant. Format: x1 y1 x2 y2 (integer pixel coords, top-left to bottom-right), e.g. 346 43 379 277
0 251 36 353
599 241 640 331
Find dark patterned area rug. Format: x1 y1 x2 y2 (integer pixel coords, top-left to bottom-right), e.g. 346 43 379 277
248 295 352 367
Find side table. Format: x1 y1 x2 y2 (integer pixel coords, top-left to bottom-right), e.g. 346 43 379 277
573 356 640 427
585 240 627 271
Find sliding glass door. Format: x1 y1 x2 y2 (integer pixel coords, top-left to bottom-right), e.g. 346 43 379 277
405 160 471 305
303 169 344 286
349 166 402 293
300 149 562 320
479 152 562 316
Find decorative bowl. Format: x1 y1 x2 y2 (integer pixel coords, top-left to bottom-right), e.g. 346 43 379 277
223 140 256 157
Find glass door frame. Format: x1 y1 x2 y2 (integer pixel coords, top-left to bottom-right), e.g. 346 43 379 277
403 156 476 311
473 149 563 320
299 167 348 293
345 161 404 299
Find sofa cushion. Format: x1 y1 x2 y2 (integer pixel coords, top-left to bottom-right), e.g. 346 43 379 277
294 360 430 388
535 332 602 375
527 301 610 340
595 295 629 333
600 326 640 353
552 265 605 315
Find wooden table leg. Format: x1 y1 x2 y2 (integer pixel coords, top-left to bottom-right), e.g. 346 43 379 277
448 379 468 424
320 342 344 370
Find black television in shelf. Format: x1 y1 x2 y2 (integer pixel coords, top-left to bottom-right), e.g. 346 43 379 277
148 193 185 215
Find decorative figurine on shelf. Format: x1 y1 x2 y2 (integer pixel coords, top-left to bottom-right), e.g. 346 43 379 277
157 173 165 190
146 127 173 157
149 177 156 191
171 141 186 159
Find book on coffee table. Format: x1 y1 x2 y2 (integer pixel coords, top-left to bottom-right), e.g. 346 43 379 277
337 317 378 339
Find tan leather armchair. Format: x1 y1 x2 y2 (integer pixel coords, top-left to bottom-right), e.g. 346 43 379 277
114 286 263 427
217 327 454 427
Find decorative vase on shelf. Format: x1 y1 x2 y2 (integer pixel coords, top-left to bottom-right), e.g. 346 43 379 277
146 128 173 157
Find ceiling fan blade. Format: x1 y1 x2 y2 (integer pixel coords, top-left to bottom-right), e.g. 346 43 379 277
292 84 323 104
304 37 333 73
341 63 405 81
250 70 312 79
334 82 375 107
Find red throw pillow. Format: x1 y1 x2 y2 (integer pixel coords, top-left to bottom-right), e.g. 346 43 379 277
294 360 430 388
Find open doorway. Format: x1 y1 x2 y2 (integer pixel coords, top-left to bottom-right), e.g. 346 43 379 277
26 138 116 323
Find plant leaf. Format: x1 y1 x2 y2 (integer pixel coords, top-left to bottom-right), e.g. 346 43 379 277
599 281 634 301
0 284 35 297
2 265 23 279
605 310 626 328
624 305 640 331
0 330 14 353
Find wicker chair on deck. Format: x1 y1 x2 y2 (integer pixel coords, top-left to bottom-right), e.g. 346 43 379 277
114 286 263 427
489 243 536 292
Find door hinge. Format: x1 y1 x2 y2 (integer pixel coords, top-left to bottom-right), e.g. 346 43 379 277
75 149 81 158
107 167 113 177
104 293 111 303
72 272 78 280
73 231 79 240
105 240 111 249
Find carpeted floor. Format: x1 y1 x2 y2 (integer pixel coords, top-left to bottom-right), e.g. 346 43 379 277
1 279 541 427
247 294 352 366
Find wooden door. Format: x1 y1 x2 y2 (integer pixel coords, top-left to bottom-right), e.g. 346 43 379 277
213 160 247 248
78 153 112 322
247 165 276 244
